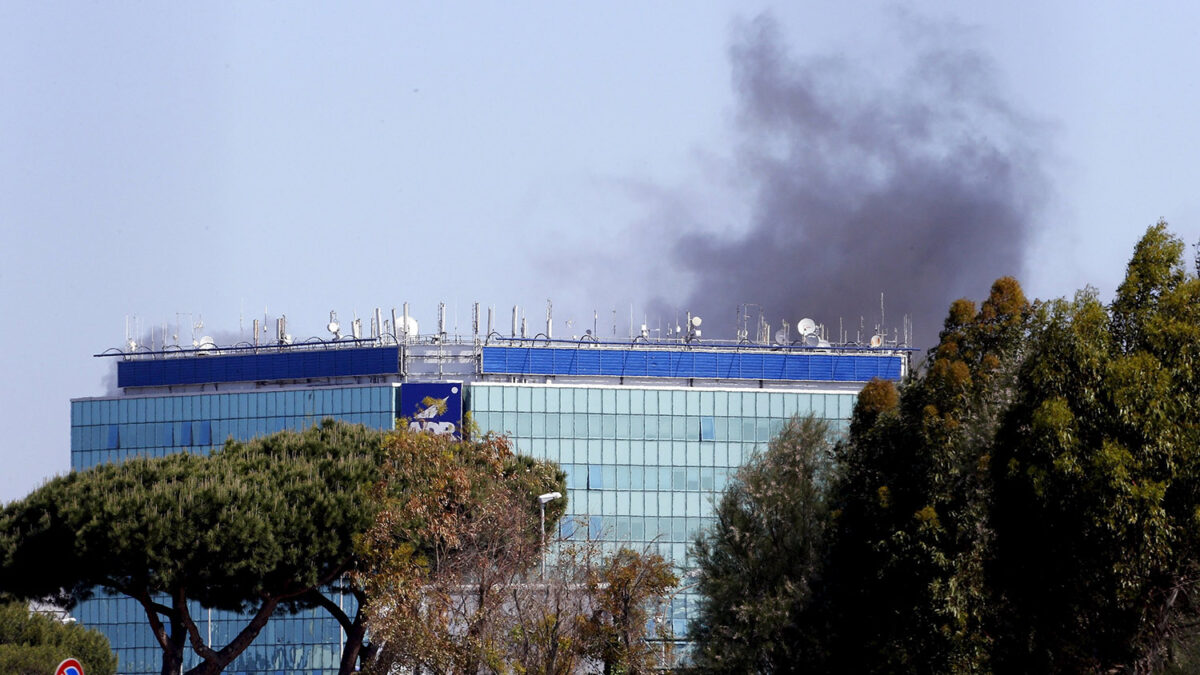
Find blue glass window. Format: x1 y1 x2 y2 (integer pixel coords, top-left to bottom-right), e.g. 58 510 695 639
568 466 587 490
106 425 120 450
195 421 212 445
560 519 580 540
603 465 616 489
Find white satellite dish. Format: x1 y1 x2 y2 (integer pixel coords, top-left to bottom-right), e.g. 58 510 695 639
327 310 341 339
797 318 817 336
804 333 820 347
870 334 883 348
774 329 787 345
196 335 216 355
399 316 419 337
691 316 703 328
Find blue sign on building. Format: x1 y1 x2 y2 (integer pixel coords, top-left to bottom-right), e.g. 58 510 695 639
399 382 463 436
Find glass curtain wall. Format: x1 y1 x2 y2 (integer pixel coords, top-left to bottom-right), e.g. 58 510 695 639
69 385 395 675
467 383 855 636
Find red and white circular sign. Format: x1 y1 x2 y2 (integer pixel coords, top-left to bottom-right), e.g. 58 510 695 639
55 658 84 675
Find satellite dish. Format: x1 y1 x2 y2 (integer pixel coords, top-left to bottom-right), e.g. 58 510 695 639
870 334 883 348
774 329 787 345
797 318 817 336
196 336 216 355
400 316 419 337
804 333 820 347
691 316 703 328
327 310 341 339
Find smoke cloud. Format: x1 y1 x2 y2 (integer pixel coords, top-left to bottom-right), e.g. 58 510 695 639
658 13 1050 348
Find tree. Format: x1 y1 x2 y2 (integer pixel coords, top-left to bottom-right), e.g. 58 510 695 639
689 221 1200 672
503 536 596 675
689 415 835 673
579 547 678 675
822 277 1031 673
0 420 385 675
216 421 385 675
0 600 117 675
991 220 1200 672
492 533 678 675
353 428 567 675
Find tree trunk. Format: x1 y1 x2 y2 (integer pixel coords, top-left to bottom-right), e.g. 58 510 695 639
339 619 371 675
160 613 187 675
161 651 184 675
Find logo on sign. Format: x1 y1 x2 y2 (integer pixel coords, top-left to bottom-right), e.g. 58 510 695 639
55 658 84 675
400 383 463 437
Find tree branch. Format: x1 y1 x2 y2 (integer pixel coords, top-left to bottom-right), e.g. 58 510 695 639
133 588 175 653
304 588 353 632
176 587 220 664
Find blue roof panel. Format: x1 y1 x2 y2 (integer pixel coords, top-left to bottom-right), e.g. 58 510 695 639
117 346 400 388
479 346 901 383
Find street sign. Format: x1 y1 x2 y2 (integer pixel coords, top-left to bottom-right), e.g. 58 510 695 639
55 658 84 675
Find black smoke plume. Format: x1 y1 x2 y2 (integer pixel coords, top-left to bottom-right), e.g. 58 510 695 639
659 13 1050 348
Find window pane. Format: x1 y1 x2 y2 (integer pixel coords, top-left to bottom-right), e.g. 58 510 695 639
603 466 616 490
629 389 644 414
602 388 616 414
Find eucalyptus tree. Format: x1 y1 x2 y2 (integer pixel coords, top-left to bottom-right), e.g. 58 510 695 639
991 221 1200 672
817 276 1032 673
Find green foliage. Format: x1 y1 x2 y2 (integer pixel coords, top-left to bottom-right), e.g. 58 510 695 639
689 415 835 673
991 221 1200 672
0 601 117 675
688 223 1200 672
822 276 1030 673
0 419 385 675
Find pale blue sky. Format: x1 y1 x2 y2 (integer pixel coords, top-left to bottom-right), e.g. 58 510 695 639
2 3 1198 503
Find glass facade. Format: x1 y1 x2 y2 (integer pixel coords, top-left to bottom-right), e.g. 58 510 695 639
71 379 859 672
70 385 395 675
468 384 855 638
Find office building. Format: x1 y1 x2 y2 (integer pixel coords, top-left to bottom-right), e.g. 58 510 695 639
71 308 909 674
